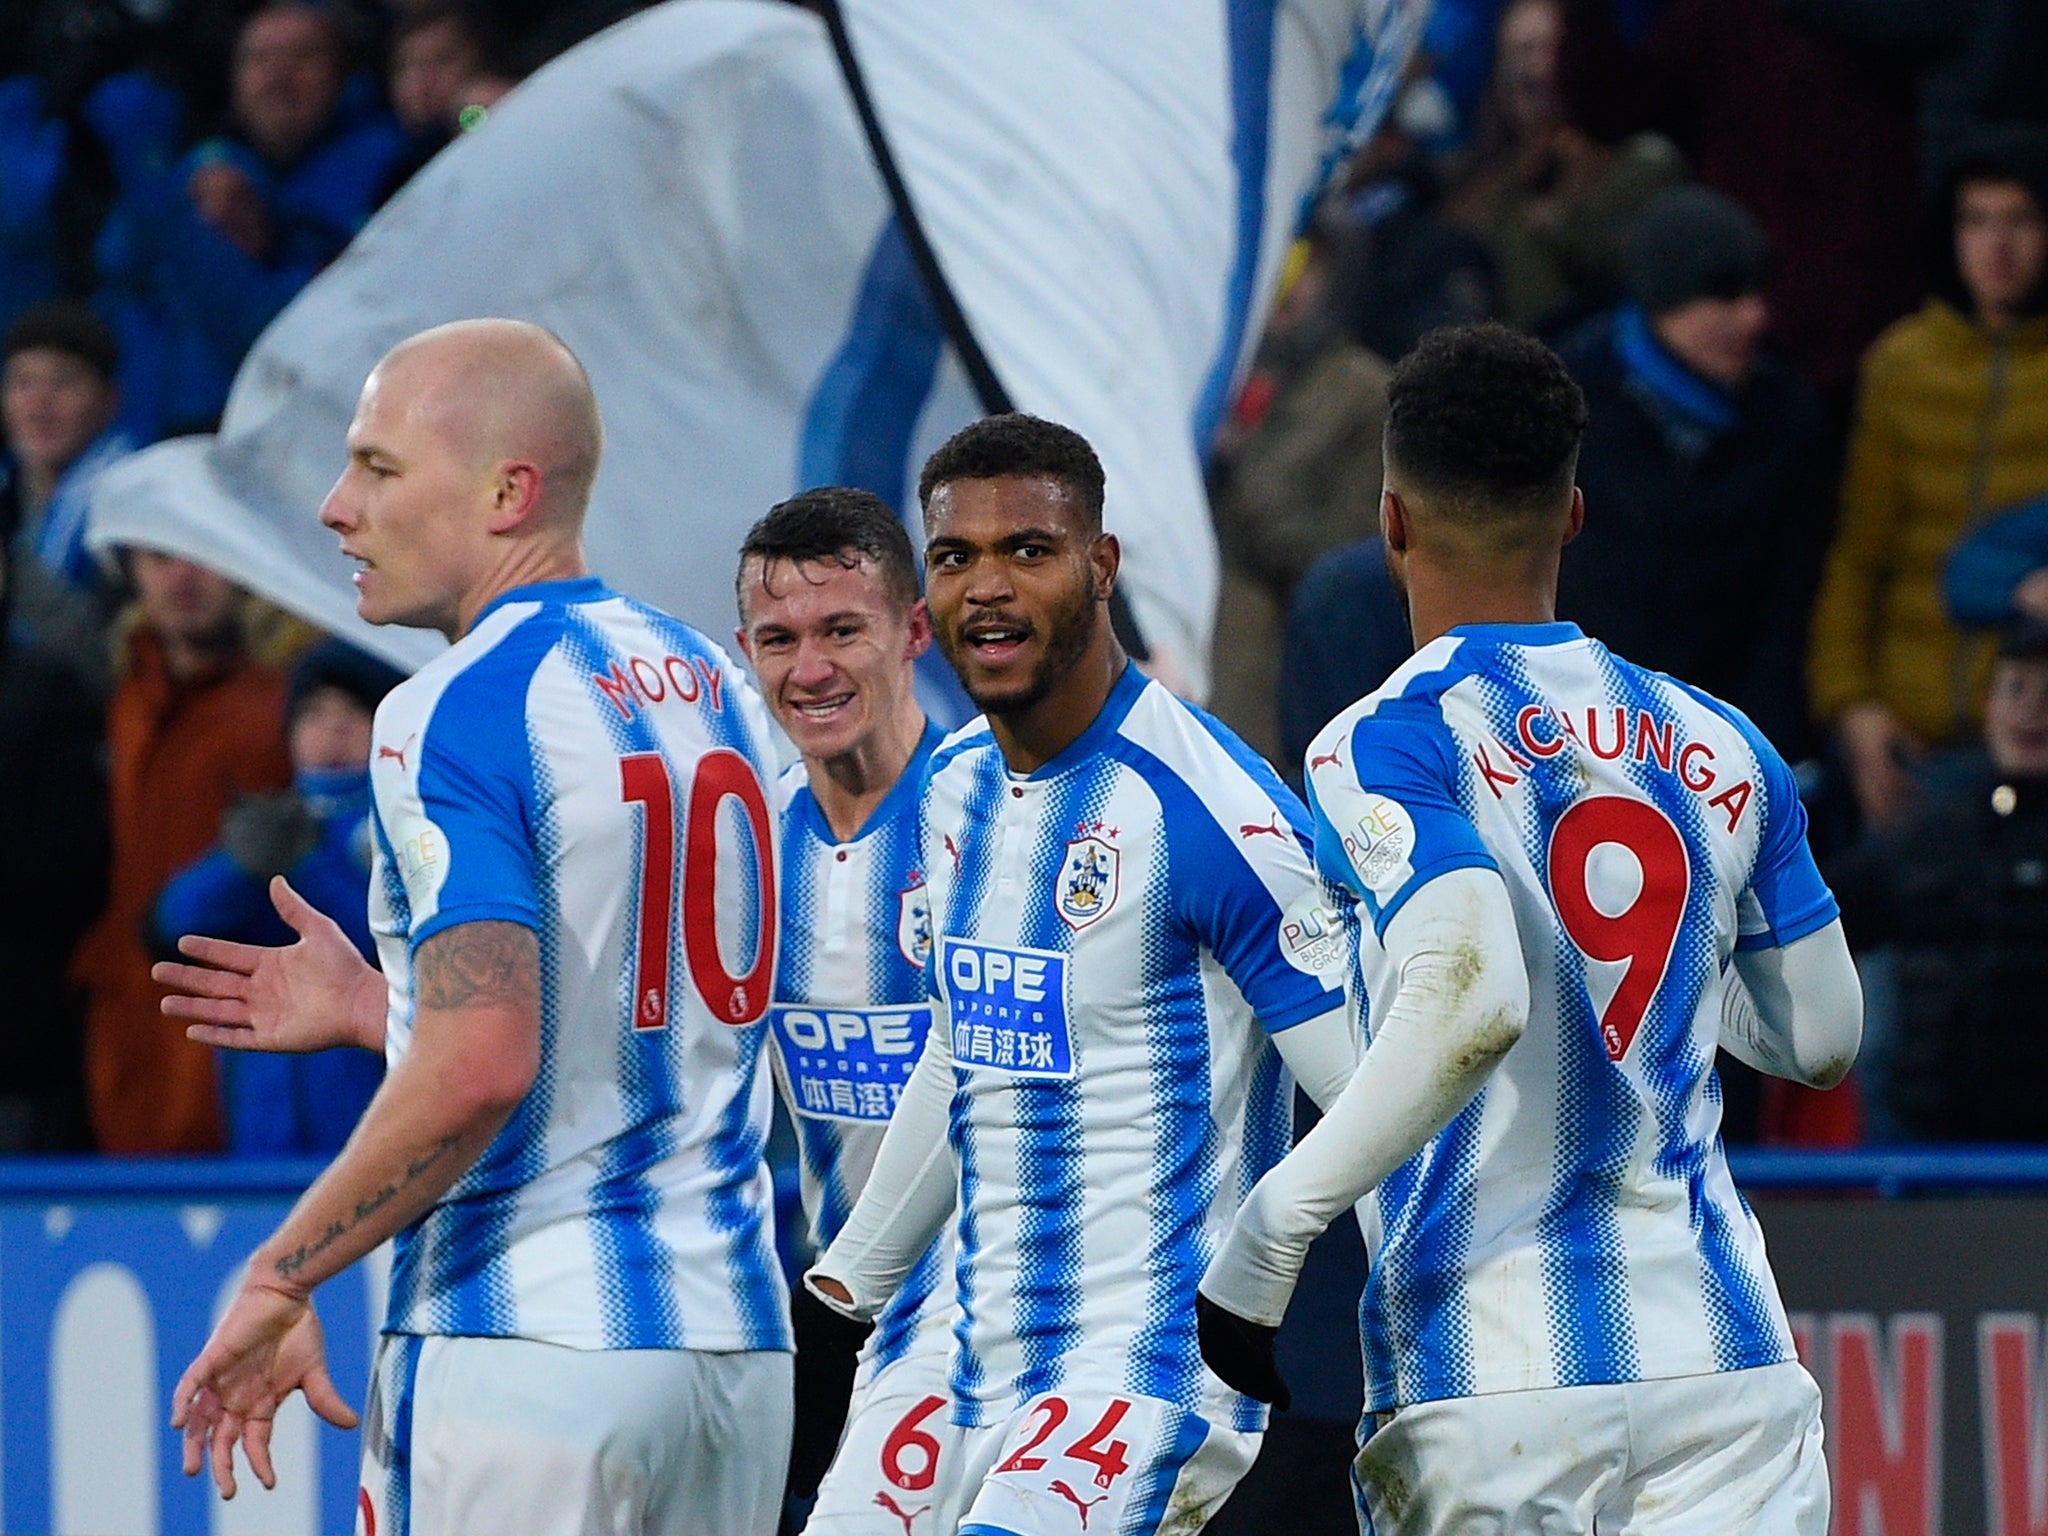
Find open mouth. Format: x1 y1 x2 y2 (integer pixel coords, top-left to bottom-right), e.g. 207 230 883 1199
962 619 1031 664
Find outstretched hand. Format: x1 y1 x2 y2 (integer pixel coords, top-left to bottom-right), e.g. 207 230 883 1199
171 1284 359 1500
154 877 386 1054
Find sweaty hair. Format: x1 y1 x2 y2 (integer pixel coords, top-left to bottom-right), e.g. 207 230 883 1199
916 413 1105 534
737 486 920 615
1384 323 1587 529
3 302 118 382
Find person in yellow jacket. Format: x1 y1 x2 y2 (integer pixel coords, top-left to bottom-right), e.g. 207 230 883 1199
1810 131 2048 828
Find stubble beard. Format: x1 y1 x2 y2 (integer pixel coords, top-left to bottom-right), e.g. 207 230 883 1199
945 573 1100 720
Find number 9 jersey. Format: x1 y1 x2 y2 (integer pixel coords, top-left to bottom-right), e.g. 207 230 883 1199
1304 622 1838 1414
367 576 789 1354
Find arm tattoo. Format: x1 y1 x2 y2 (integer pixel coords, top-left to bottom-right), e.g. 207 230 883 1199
272 1131 464 1282
415 921 538 1011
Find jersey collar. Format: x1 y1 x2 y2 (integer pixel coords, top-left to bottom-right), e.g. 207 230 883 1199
1446 620 1586 648
795 718 945 846
472 574 612 627
1015 660 1148 781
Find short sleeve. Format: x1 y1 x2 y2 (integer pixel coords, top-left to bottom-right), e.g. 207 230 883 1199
1308 705 1497 938
1136 746 1343 1035
1734 737 1839 951
387 669 543 950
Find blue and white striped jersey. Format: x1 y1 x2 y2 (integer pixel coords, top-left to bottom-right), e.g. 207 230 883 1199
771 722 954 1382
1305 622 1838 1412
924 665 1345 1431
367 576 789 1353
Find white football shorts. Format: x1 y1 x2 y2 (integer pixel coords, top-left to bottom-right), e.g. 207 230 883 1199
356 1333 791 1536
936 1389 1259 1536
805 1343 957 1535
1351 1360 1827 1535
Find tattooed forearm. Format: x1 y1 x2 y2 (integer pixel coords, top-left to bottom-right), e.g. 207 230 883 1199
415 921 538 1011
272 1130 465 1282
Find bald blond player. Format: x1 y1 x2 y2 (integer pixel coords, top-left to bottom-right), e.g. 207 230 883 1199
161 321 792 1535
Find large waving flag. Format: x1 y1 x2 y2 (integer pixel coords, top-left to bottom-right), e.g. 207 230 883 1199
89 0 1422 692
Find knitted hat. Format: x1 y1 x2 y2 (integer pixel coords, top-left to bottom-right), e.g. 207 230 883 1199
287 638 406 720
1625 186 1772 316
1999 618 2048 664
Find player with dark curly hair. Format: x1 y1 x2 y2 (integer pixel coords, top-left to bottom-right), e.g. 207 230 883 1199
1201 323 1862 1535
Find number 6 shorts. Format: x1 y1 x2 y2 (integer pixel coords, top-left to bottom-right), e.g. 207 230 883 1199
939 1389 1259 1536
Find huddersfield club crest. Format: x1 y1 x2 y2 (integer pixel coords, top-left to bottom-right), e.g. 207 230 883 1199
897 880 933 968
1056 834 1119 930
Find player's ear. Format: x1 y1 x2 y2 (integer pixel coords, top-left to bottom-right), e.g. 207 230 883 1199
1380 488 1410 553
903 597 933 660
1562 485 1586 548
734 625 753 663
487 459 544 534
1090 531 1120 598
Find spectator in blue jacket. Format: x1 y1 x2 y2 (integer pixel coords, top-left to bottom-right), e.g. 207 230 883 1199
96 3 403 438
1947 491 2048 629
153 637 401 1155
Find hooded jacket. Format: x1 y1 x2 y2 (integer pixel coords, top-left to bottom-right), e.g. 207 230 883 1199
1808 132 2048 743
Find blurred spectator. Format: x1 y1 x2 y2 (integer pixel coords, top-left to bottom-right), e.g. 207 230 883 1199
1946 489 2048 628
153 638 395 1154
1208 236 1391 759
1560 0 1922 400
1555 186 1832 756
1808 133 2048 829
1828 622 2048 1142
72 549 290 1153
375 1 517 199
0 541 105 1151
1325 128 1501 365
0 301 127 689
1443 0 1684 333
95 2 404 439
1276 537 1413 779
389 2 508 136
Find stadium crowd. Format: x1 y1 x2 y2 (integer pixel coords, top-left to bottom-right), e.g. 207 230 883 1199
0 0 2042 1172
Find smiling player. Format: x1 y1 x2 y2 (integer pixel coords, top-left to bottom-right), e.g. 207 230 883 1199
732 488 959 1533
804 415 1362 1536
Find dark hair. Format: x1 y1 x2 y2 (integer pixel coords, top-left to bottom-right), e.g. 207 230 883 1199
737 486 920 614
392 0 512 76
1999 618 2048 664
916 413 1105 533
3 302 118 382
1384 322 1586 518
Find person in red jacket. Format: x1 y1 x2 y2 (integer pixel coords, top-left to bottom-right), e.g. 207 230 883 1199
73 548 290 1152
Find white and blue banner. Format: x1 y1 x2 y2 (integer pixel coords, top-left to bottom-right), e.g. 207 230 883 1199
88 0 1423 702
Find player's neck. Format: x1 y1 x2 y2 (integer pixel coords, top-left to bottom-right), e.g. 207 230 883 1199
452 539 590 639
987 630 1128 775
807 697 929 842
1403 566 1560 650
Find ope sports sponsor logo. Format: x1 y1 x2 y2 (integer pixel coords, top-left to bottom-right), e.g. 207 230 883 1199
941 938 1074 1077
770 1004 929 1122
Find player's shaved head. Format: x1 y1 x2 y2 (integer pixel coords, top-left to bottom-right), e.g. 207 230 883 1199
324 319 601 638
370 318 603 530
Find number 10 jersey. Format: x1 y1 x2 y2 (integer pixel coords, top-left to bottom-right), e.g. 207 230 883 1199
368 576 788 1355
1305 622 1839 1413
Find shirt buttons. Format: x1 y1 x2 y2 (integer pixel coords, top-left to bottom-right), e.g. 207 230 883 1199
1011 786 1024 798
835 850 848 862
